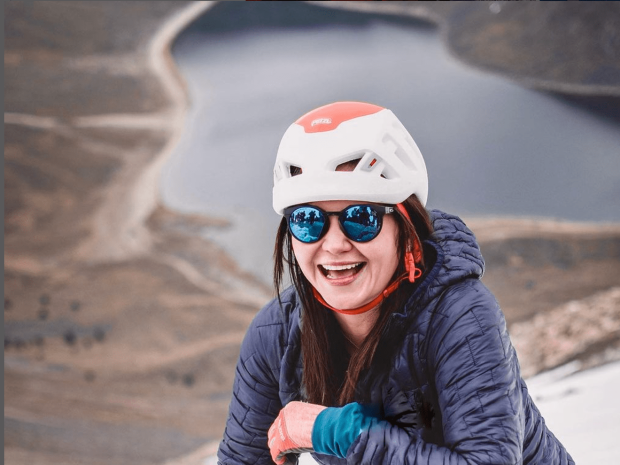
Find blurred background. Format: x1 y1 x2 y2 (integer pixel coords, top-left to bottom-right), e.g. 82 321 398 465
4 2 620 464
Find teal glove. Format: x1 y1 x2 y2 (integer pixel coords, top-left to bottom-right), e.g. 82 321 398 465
311 402 382 458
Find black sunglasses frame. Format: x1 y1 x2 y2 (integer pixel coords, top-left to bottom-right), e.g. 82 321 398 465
283 204 395 244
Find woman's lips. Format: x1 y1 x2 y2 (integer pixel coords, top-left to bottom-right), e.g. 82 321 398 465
318 262 366 283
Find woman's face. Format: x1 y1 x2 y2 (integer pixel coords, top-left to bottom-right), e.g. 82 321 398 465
291 200 400 310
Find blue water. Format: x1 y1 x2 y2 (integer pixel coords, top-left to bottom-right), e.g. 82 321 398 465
161 3 620 282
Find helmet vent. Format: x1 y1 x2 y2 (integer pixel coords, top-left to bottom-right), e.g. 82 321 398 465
379 160 399 180
335 158 361 172
383 133 417 171
289 165 302 177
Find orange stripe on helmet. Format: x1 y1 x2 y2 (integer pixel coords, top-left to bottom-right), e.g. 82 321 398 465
295 101 384 134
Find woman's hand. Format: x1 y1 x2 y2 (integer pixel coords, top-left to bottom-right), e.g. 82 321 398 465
268 401 327 464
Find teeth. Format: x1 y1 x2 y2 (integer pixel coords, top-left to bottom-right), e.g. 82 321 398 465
322 263 361 271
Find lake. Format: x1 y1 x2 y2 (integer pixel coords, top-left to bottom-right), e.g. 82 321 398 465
161 2 620 283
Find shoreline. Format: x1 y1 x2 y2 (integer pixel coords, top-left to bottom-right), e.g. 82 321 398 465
315 1 620 97
75 1 216 262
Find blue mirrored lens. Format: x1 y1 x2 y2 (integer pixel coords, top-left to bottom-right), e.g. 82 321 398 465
341 206 381 242
289 207 326 243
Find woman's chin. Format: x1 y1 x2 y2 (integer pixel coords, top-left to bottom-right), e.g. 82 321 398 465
319 290 372 311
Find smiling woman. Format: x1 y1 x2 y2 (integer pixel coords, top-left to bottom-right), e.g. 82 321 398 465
217 102 574 465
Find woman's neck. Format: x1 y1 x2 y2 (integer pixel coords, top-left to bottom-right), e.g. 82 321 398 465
334 305 380 349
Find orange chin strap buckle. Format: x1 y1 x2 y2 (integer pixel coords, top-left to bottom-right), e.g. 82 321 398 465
404 251 422 283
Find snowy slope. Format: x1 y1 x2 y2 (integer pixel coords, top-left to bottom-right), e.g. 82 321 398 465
526 361 620 464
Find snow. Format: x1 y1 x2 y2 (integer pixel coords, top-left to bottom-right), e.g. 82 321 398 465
526 361 620 464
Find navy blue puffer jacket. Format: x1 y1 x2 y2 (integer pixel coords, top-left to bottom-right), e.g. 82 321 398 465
218 211 574 464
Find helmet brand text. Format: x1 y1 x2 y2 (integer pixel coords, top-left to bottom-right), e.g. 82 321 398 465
311 118 332 127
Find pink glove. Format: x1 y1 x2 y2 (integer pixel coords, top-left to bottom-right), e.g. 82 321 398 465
267 401 327 465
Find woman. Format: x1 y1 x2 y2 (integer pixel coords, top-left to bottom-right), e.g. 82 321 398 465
217 102 573 464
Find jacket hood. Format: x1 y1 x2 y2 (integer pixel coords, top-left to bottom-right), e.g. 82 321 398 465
400 210 485 314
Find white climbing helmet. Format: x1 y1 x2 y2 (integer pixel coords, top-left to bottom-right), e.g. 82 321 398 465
272 101 428 215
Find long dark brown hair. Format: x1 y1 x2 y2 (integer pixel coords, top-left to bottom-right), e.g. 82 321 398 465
273 194 433 406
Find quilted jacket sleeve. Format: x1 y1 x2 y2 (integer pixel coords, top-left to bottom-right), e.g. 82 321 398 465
217 302 286 465
348 280 525 464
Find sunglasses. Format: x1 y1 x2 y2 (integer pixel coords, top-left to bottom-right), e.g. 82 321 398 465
284 204 395 244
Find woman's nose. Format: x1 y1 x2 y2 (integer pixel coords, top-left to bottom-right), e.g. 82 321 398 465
321 217 353 254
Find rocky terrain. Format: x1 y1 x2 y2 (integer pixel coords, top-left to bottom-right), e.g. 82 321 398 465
4 2 619 464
